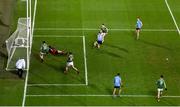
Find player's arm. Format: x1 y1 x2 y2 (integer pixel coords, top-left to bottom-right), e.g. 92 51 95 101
164 80 167 90
141 21 143 28
106 27 108 33
40 45 43 51
23 60 26 69
121 81 123 87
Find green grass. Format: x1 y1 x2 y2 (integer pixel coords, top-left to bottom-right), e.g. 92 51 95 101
1 0 180 106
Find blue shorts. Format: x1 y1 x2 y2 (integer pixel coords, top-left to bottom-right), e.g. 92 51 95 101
97 40 102 44
114 86 120 89
136 28 141 30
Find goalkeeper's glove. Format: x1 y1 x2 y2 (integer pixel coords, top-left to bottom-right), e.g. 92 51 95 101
165 88 167 91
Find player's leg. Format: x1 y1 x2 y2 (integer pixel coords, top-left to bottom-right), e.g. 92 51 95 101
97 44 100 48
136 28 140 40
39 52 44 62
118 88 122 96
136 30 139 40
64 63 69 74
71 64 79 74
64 66 69 74
160 90 163 97
157 89 161 102
17 69 23 78
94 41 98 47
113 88 117 96
57 50 63 54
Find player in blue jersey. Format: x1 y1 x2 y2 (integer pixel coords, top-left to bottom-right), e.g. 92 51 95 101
135 17 143 40
93 31 104 48
113 73 122 97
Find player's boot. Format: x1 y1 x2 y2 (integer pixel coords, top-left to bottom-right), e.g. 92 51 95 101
41 59 44 63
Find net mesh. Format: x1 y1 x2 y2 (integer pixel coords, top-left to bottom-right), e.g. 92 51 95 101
6 18 31 70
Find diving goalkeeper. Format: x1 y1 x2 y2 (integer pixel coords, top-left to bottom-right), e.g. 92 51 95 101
49 46 67 55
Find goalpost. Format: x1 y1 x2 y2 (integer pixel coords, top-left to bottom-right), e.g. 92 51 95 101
5 0 33 71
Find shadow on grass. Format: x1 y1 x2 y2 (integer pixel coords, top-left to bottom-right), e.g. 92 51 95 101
139 40 172 51
104 43 129 53
0 50 7 58
99 49 123 59
106 87 113 95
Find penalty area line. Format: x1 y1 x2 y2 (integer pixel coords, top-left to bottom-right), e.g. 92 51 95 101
26 94 180 98
34 35 83 38
34 28 177 32
27 84 86 87
82 36 88 85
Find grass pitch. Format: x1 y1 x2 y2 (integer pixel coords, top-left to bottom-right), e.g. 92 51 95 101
0 0 180 106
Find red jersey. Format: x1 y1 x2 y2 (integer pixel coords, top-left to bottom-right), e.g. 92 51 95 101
49 47 58 55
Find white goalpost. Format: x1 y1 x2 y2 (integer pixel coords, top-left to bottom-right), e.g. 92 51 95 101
5 0 33 71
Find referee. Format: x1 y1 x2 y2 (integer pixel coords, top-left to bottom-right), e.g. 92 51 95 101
16 58 26 78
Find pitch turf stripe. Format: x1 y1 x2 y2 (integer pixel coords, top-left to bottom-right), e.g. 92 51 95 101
34 28 177 32
26 94 180 98
165 0 180 35
34 35 83 37
28 84 86 86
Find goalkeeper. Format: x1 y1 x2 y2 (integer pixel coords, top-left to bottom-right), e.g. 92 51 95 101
39 41 49 62
156 75 167 102
48 46 67 56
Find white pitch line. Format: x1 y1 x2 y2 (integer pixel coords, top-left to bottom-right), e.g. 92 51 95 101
82 36 88 85
28 36 88 86
12 46 30 48
34 35 83 38
26 94 180 98
34 28 177 32
165 0 180 35
6 47 16 70
22 0 38 107
31 0 37 36
28 84 86 87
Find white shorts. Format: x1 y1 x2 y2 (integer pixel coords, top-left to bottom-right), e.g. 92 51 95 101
40 51 46 55
157 88 163 92
66 61 74 67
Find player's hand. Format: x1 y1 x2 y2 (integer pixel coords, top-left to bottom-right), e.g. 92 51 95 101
165 88 167 91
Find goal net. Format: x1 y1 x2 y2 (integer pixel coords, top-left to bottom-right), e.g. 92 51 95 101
5 18 32 71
